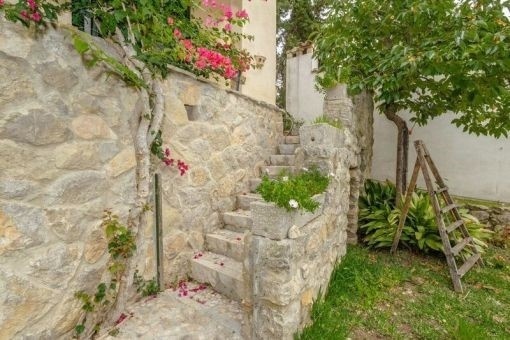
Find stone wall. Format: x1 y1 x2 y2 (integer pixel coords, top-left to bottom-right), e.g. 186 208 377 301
464 204 510 247
0 21 140 338
323 85 374 244
0 19 283 338
158 69 283 284
249 124 358 339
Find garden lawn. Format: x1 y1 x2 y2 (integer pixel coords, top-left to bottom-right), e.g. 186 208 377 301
298 246 510 339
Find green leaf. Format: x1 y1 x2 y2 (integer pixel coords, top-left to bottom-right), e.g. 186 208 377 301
73 36 90 54
75 324 86 335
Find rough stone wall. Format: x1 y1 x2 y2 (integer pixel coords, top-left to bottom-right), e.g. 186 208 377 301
323 85 374 244
250 124 357 339
0 21 141 338
464 204 510 247
156 68 283 284
0 20 283 338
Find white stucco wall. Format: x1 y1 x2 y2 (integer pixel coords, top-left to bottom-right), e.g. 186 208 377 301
239 0 277 104
285 51 324 122
371 111 510 202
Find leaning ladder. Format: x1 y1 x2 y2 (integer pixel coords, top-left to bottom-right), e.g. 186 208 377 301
390 140 482 293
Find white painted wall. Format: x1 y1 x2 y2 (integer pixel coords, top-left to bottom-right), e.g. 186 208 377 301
285 51 324 122
240 0 277 105
371 111 510 202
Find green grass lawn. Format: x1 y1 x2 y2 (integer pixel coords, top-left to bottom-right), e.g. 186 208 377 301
298 246 510 339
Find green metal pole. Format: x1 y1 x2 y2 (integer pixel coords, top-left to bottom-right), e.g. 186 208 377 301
154 173 164 289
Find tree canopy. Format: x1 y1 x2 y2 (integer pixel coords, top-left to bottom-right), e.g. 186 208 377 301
315 0 510 138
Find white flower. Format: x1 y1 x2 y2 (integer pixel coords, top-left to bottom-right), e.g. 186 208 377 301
302 167 309 172
329 172 335 178
282 176 289 182
289 199 299 209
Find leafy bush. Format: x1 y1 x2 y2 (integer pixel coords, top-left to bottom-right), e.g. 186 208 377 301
256 168 329 213
359 180 492 256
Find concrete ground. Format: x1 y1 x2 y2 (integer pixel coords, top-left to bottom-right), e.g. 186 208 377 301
99 281 245 340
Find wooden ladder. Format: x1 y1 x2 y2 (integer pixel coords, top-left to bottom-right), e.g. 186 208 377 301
390 140 482 293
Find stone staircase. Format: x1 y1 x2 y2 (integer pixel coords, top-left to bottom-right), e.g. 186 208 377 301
190 134 301 302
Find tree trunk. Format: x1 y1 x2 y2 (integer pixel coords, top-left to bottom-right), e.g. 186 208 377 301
383 107 409 204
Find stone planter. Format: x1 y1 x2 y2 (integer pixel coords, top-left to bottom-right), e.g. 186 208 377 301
250 193 325 240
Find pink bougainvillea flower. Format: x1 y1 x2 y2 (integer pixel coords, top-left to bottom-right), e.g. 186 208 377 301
202 0 216 8
222 6 233 20
173 28 182 39
167 17 174 25
224 23 232 32
235 9 249 19
31 12 42 22
0 0 5 7
27 0 37 11
181 39 193 50
115 313 128 325
204 16 216 28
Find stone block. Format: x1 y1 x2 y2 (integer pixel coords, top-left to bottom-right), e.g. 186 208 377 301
270 154 296 166
237 193 262 210
0 110 71 146
253 300 301 340
278 144 298 155
299 124 345 158
261 165 296 178
0 179 38 200
190 251 244 301
206 229 245 261
45 171 107 205
222 210 252 231
284 135 300 144
106 147 136 177
250 194 324 240
71 115 117 140
55 142 102 170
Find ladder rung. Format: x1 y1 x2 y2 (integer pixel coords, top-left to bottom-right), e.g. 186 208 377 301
451 237 473 256
457 253 481 278
435 187 448 194
446 220 464 233
441 204 458 214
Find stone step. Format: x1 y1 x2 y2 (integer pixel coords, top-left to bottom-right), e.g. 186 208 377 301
222 210 252 231
190 251 244 301
237 193 262 210
279 143 298 155
270 154 296 166
206 229 245 261
284 135 300 144
249 178 262 193
261 166 296 178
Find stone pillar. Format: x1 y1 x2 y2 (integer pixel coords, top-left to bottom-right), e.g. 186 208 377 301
322 85 374 243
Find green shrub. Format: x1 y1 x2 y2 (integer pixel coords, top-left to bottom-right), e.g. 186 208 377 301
359 180 492 256
256 168 329 213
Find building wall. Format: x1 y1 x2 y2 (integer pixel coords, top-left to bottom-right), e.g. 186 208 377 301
240 0 277 105
285 48 325 122
371 111 510 202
